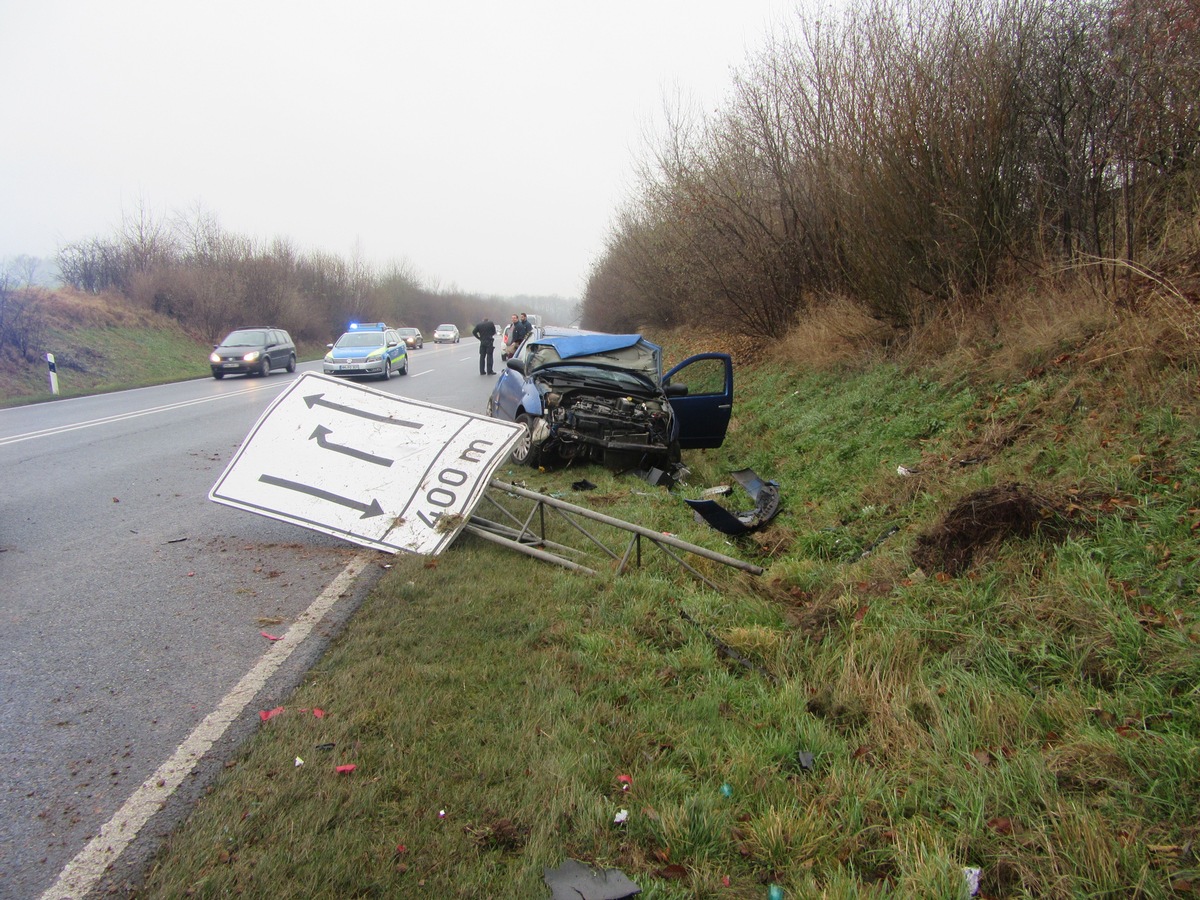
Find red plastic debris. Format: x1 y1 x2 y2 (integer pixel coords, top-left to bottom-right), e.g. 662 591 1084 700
617 774 632 791
259 706 285 722
336 764 356 774
313 707 325 718
261 631 282 641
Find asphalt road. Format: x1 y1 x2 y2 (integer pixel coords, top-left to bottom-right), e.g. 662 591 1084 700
0 338 498 898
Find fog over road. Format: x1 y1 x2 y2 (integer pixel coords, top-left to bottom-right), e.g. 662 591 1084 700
0 341 496 898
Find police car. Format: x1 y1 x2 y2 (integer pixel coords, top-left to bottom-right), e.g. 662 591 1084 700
322 323 409 380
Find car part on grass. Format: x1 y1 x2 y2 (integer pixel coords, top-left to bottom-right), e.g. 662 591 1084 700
685 468 781 535
543 858 640 900
464 479 763 589
675 603 778 683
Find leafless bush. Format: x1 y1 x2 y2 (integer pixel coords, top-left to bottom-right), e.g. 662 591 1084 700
583 0 1200 346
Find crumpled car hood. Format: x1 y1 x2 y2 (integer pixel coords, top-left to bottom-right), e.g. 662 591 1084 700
524 334 662 383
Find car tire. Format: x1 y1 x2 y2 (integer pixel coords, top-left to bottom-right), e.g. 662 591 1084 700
259 357 271 377
380 359 391 381
213 371 224 379
512 413 543 467
399 355 408 375
286 354 296 373
485 397 495 417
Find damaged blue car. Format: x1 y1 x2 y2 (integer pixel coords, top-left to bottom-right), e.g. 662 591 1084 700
485 329 733 471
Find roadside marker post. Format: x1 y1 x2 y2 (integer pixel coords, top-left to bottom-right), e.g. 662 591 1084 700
47 353 59 395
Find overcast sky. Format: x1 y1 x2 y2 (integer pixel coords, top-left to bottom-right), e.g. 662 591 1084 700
0 1 800 298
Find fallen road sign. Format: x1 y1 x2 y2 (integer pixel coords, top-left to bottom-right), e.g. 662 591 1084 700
209 372 524 554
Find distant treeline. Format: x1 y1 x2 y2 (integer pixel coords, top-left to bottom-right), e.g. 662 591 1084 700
581 0 1198 337
51 207 577 344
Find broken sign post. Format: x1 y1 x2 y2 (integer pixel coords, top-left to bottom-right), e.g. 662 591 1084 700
209 372 524 554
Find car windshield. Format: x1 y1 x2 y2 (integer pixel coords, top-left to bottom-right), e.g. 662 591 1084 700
334 332 386 348
398 329 419 336
437 324 454 331
222 330 267 346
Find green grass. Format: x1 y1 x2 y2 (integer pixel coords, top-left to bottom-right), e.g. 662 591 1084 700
0 325 213 406
134 353 1200 898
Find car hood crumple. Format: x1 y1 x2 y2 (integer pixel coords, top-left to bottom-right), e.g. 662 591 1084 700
524 334 662 382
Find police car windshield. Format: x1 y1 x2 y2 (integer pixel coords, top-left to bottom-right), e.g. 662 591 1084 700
335 332 386 348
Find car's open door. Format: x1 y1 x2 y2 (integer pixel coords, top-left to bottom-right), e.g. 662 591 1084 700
663 353 733 448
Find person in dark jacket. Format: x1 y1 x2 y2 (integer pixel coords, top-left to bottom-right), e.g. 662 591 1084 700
472 317 497 375
509 313 532 358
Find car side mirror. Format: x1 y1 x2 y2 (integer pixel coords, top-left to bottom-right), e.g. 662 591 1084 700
665 383 688 397
388 341 399 347
326 343 334 349
506 358 525 375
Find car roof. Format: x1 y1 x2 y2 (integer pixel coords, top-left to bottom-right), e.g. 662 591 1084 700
529 332 656 359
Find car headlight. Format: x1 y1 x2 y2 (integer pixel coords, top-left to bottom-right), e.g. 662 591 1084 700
209 352 220 364
323 354 334 364
243 351 261 362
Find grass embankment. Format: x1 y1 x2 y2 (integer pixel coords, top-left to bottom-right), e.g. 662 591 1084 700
138 289 1200 898
0 290 213 406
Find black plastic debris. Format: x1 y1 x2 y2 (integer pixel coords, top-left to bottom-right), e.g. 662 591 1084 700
571 478 598 491
544 859 640 900
634 462 690 488
685 468 780 535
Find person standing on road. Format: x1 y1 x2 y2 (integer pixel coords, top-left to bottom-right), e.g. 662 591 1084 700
501 314 518 360
509 312 532 358
472 317 498 375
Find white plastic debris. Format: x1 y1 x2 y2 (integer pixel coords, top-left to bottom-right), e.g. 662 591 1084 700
294 757 304 767
897 464 918 476
962 866 982 896
613 809 629 825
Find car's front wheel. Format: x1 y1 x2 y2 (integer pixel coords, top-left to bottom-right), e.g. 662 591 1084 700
213 371 224 380
259 357 271 377
286 354 296 373
379 359 391 381
399 355 409 375
512 413 543 467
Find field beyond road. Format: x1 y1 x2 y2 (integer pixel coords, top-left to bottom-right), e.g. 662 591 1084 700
118 292 1200 899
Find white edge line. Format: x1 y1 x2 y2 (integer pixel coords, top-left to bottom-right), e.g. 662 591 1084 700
39 550 374 900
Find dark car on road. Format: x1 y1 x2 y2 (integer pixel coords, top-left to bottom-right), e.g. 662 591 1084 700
486 329 733 471
210 328 296 379
397 327 424 350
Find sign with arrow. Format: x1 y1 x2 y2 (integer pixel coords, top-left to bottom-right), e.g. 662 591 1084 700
209 372 524 554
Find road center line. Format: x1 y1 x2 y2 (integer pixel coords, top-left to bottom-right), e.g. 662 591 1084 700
39 550 374 900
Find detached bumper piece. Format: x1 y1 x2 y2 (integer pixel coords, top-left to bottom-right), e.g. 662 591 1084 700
685 468 781 535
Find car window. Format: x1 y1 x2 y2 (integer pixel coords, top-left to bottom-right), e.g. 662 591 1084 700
334 332 386 348
664 357 727 395
224 329 268 346
386 330 400 344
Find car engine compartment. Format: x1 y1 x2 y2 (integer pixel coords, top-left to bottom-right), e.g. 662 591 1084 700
539 386 674 463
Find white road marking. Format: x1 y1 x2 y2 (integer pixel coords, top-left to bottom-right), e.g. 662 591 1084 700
0 382 283 447
39 550 374 900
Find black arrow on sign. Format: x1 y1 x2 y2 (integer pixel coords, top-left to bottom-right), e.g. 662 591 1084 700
303 393 423 429
258 474 386 518
309 425 394 467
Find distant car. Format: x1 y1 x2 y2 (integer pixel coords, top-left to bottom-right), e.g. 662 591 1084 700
397 327 424 349
486 328 733 471
433 324 460 344
210 327 296 379
322 323 408 380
